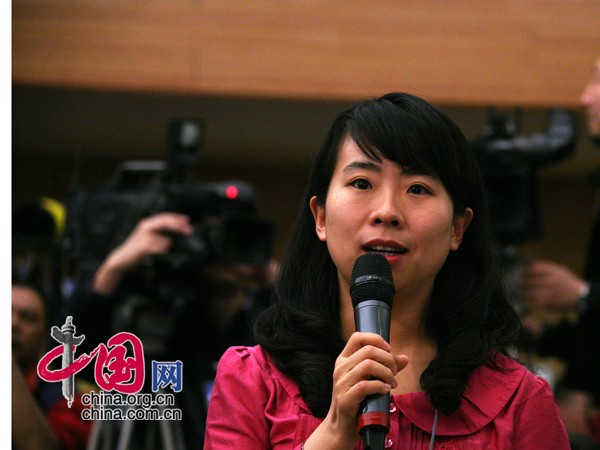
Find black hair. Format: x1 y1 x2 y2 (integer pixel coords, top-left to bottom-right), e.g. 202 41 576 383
254 92 521 416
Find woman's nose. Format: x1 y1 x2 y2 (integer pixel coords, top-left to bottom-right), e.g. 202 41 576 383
371 191 403 226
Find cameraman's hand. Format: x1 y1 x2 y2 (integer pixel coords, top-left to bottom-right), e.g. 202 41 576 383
93 213 193 295
520 260 587 312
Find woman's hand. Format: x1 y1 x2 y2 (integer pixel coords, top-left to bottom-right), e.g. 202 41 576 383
304 332 408 450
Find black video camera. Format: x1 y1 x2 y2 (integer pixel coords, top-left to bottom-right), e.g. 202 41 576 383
66 119 275 278
470 108 577 245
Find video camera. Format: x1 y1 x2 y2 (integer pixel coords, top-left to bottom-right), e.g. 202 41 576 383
66 119 275 279
470 108 577 318
470 108 577 245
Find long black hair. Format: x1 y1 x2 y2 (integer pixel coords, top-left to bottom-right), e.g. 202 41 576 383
254 92 521 416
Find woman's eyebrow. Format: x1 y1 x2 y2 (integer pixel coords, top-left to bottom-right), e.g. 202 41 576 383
401 165 440 180
342 160 382 174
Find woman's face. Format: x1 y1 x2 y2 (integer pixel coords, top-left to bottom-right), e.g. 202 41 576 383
310 136 472 300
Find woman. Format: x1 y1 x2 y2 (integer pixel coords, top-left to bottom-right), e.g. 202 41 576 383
204 93 569 449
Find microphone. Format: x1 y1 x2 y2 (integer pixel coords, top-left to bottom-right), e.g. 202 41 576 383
350 253 395 450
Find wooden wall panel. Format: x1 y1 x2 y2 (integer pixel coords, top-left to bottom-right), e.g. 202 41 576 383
12 0 600 107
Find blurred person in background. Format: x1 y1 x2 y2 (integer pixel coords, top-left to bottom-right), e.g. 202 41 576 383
12 280 92 450
65 211 276 448
521 55 600 447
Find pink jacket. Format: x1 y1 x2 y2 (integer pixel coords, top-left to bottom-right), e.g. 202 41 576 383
204 346 570 449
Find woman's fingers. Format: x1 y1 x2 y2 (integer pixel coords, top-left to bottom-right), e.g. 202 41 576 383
333 332 405 403
338 332 398 374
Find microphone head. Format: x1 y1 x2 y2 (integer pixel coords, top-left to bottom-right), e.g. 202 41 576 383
350 253 395 308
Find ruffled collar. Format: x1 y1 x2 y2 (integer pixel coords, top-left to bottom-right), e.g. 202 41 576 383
256 346 527 436
392 353 526 435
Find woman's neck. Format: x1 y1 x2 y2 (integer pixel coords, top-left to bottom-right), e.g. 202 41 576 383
340 285 431 341
389 315 437 394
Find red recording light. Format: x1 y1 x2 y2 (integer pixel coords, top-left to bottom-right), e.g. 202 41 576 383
225 185 239 199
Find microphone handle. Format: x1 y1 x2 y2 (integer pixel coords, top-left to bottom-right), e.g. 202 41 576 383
354 300 391 450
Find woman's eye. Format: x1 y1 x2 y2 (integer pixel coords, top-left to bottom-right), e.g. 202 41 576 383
351 179 372 190
408 184 430 195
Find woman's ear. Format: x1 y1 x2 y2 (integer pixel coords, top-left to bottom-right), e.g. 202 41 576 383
309 196 327 242
450 207 473 250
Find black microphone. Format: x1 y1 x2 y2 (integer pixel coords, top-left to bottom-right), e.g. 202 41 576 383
350 253 395 450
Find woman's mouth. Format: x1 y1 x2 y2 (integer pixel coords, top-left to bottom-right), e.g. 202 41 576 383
364 245 407 256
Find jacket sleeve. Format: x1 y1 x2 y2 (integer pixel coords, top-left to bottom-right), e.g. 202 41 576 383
203 346 272 450
512 375 570 449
